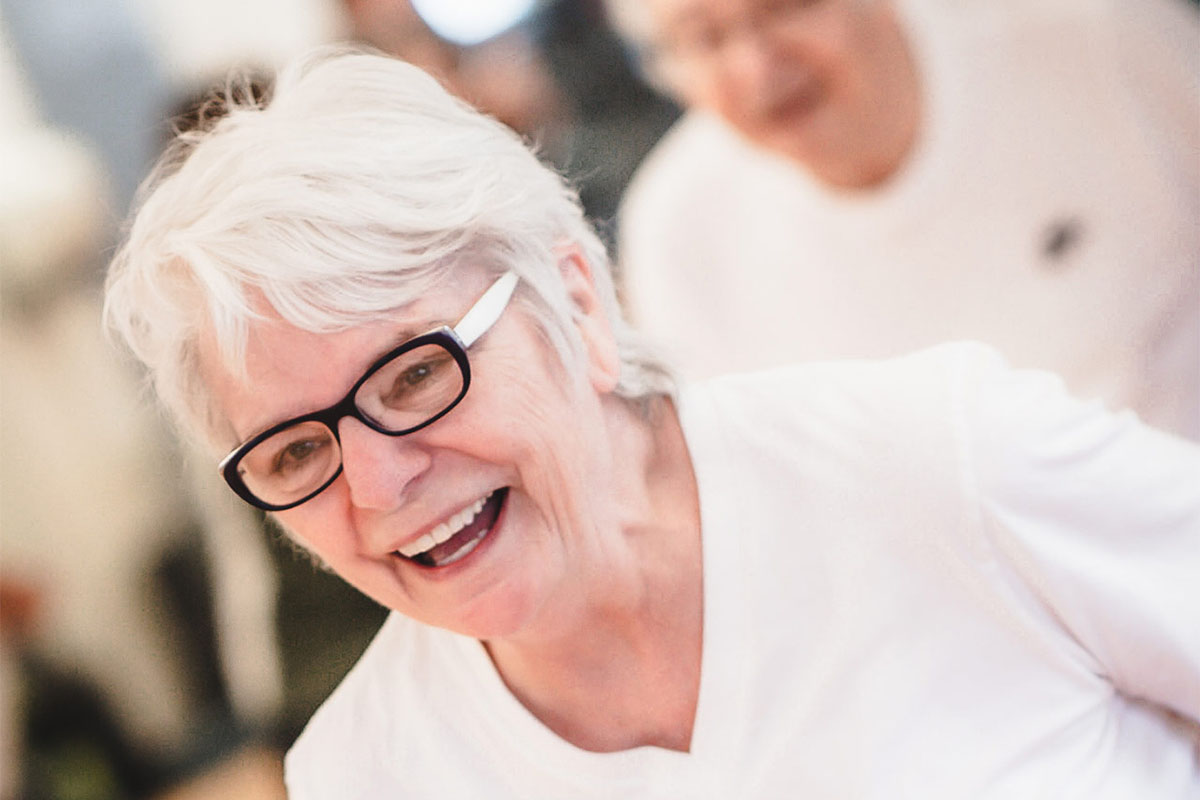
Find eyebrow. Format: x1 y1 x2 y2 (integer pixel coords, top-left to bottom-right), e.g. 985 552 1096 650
382 314 456 353
234 315 454 443
384 325 425 349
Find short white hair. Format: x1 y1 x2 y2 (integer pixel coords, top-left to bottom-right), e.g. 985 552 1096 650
105 45 675 451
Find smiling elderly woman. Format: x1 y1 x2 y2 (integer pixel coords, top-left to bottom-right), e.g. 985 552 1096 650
104 48 1199 798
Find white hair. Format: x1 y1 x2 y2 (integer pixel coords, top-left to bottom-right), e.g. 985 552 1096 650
104 45 675 451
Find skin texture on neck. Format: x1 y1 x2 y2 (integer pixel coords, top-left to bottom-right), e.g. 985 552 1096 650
483 394 704 753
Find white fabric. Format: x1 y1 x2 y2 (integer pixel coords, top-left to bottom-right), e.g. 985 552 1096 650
285 342 1200 798
617 0 1200 440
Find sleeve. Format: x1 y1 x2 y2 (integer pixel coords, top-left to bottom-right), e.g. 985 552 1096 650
956 344 1200 724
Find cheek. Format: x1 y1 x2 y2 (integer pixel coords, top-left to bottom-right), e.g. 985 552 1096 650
459 329 588 440
459 376 581 466
460 357 601 488
804 5 879 91
270 499 356 568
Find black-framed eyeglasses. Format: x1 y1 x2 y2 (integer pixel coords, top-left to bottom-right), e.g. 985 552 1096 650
218 271 519 511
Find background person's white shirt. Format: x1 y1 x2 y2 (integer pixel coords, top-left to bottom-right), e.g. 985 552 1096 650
285 343 1200 798
617 0 1200 440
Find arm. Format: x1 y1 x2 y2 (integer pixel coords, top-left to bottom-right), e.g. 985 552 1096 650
958 345 1200 724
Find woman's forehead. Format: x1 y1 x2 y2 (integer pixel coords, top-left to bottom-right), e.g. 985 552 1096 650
203 279 490 442
204 319 397 442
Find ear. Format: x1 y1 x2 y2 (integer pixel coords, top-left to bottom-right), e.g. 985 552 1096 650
557 246 621 394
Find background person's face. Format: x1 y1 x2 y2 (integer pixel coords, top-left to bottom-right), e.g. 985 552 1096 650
651 0 912 181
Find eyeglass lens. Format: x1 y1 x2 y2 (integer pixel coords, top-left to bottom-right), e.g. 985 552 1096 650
235 341 465 508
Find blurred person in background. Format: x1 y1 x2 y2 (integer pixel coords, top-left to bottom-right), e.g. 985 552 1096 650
4 2 666 796
104 47 1199 798
1 21 192 796
0 5 293 797
340 0 569 140
341 0 679 240
606 0 1200 440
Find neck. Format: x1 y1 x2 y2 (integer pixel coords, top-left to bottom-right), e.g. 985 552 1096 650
485 396 703 752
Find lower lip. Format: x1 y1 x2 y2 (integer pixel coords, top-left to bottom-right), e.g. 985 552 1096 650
402 489 509 579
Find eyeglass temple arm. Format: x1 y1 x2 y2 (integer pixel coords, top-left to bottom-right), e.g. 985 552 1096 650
453 271 519 347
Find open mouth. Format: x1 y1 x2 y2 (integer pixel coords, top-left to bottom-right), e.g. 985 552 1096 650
396 488 508 569
767 84 823 125
757 74 825 124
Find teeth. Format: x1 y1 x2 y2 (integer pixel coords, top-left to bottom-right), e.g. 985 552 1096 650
402 532 437 557
396 494 489 558
433 529 487 567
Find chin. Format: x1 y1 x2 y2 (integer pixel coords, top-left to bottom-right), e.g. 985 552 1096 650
462 596 540 643
372 568 536 641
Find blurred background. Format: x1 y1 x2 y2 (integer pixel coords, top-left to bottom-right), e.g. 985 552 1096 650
0 1 677 797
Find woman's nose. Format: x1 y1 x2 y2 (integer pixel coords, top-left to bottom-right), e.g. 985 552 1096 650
336 416 432 511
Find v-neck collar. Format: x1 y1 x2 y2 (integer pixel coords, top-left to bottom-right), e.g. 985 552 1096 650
429 382 750 794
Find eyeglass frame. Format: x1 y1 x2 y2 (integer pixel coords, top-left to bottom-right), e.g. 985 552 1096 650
218 270 519 512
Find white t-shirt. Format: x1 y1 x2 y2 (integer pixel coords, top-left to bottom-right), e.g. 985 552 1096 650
617 0 1200 440
285 343 1200 798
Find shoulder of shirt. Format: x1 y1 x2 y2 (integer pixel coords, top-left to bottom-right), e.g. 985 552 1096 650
694 341 1003 418
680 342 1007 482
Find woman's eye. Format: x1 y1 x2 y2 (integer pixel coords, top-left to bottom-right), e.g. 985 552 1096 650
402 364 433 386
365 345 459 415
388 358 447 400
388 366 429 401
274 438 325 473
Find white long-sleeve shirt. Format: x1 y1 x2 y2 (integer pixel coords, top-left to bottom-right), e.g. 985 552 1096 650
286 343 1199 798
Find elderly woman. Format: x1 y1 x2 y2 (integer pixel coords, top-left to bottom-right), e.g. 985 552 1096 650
104 48 1198 798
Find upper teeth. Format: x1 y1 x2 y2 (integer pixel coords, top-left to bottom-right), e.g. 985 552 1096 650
397 495 488 558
